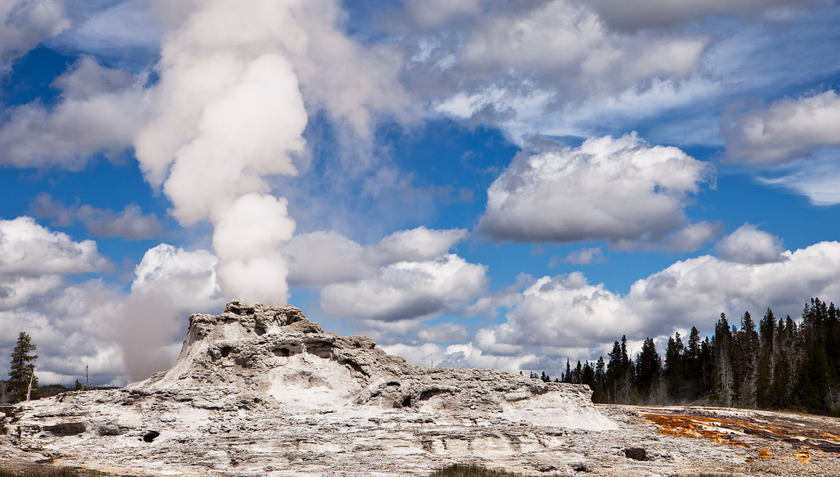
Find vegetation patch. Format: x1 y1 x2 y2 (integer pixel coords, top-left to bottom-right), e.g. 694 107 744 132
428 464 564 477
0 467 110 477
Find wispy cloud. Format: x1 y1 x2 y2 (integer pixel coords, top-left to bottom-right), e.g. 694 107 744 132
551 247 607 266
30 193 162 240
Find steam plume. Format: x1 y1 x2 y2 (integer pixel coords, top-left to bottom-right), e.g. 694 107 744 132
135 1 308 303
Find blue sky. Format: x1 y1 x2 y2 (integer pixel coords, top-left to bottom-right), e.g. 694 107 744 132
1 0 840 385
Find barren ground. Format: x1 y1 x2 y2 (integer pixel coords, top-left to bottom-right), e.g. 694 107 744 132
3 403 839 476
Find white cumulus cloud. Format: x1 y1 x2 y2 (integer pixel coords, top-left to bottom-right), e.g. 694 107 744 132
479 133 715 248
417 322 469 343
473 240 840 362
285 226 480 327
723 90 840 165
0 241 223 385
285 226 468 287
284 231 370 287
0 216 108 276
370 227 468 264
716 224 785 264
320 254 488 323
0 56 149 170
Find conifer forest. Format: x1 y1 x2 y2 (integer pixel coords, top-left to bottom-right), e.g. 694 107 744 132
550 298 840 416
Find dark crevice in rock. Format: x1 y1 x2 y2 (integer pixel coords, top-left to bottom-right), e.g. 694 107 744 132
339 358 368 377
306 342 333 359
143 430 160 442
624 447 647 461
417 389 453 402
44 422 86 436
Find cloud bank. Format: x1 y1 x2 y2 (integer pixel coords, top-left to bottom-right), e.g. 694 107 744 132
389 227 840 376
467 229 840 368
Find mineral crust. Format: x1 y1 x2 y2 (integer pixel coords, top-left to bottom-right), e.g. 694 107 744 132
3 301 838 476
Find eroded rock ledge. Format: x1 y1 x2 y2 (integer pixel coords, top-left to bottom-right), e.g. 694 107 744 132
129 300 607 421
1 301 622 475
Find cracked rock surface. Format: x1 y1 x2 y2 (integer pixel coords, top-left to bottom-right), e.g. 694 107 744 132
2 301 838 476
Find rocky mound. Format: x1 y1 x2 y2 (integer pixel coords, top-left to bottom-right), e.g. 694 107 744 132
5 302 839 475
1 301 624 475
128 300 613 425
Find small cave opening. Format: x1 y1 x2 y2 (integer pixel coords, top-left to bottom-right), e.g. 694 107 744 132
220 346 233 358
273 348 291 357
143 430 160 443
306 342 333 359
417 389 450 402
401 396 412 408
254 326 266 336
340 358 368 377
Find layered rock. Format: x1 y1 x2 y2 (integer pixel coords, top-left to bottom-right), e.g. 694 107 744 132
127 300 613 427
4 302 840 475
1 301 623 475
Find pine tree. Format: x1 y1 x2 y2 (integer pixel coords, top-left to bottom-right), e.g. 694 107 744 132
759 309 776 356
734 312 759 408
581 361 595 389
606 340 622 403
684 327 702 401
9 331 39 403
635 337 661 403
770 317 795 409
826 303 840 385
618 335 635 404
712 313 734 406
593 356 607 403
574 360 583 384
795 345 830 414
700 336 713 398
664 332 684 402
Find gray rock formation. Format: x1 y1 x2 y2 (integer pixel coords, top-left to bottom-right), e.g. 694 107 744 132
129 300 613 426
0 301 618 475
13 302 836 475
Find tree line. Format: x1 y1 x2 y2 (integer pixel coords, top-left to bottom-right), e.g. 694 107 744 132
550 298 840 416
